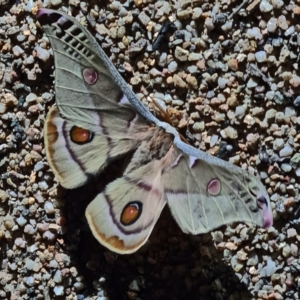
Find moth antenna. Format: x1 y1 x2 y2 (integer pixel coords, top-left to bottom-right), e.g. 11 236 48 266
152 98 173 125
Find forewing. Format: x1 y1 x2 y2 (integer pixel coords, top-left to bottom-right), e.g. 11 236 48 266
37 8 143 134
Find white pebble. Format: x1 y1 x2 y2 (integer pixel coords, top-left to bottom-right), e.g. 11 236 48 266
38 181 49 190
221 20 233 32
12 45 24 57
267 17 277 32
281 163 292 172
285 107 296 118
204 17 214 30
53 286 64 296
25 258 35 271
247 27 262 40
44 202 55 214
15 237 26 248
26 93 37 103
35 45 51 62
271 0 284 8
221 126 238 139
168 61 178 73
278 15 288 30
210 135 219 148
255 51 267 63
266 91 275 100
260 0 273 13
54 270 62 283
172 99 184 106
295 168 300 177
261 259 277 277
43 231 56 241
247 77 258 88
282 245 291 257
279 145 293 157
285 26 295 37
188 52 202 61
235 105 246 119
273 138 284 151
218 77 228 89
24 276 35 287
16 216 27 227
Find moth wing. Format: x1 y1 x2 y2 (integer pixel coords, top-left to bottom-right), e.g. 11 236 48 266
162 147 273 234
38 9 157 188
37 8 144 134
85 161 167 254
45 107 153 188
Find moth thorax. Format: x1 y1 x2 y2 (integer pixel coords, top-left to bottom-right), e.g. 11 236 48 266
124 129 173 174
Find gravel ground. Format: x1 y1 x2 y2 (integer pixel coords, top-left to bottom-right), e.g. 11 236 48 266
1 0 300 299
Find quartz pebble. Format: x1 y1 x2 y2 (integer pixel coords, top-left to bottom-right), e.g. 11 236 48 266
267 17 277 32
255 51 267 63
35 45 51 62
260 0 273 12
273 138 284 151
279 145 293 157
44 202 55 214
281 163 292 173
53 286 64 296
221 126 238 139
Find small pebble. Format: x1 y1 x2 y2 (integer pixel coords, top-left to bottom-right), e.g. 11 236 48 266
16 215 27 227
282 245 291 257
260 0 273 12
295 168 300 177
43 231 57 242
168 61 178 73
247 27 262 40
35 45 51 62
279 145 293 157
24 276 35 287
221 126 238 139
174 46 189 61
24 224 36 235
281 163 292 173
255 51 267 63
15 237 26 248
53 286 64 296
267 17 277 32
273 138 284 151
44 202 55 214
54 270 62 283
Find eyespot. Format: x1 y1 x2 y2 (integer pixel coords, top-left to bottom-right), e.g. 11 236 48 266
120 201 143 226
70 126 94 144
207 178 221 196
83 68 98 85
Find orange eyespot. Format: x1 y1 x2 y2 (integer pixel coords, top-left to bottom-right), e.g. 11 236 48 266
120 202 142 226
70 126 93 144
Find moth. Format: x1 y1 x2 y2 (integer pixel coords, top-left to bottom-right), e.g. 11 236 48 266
37 9 273 254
